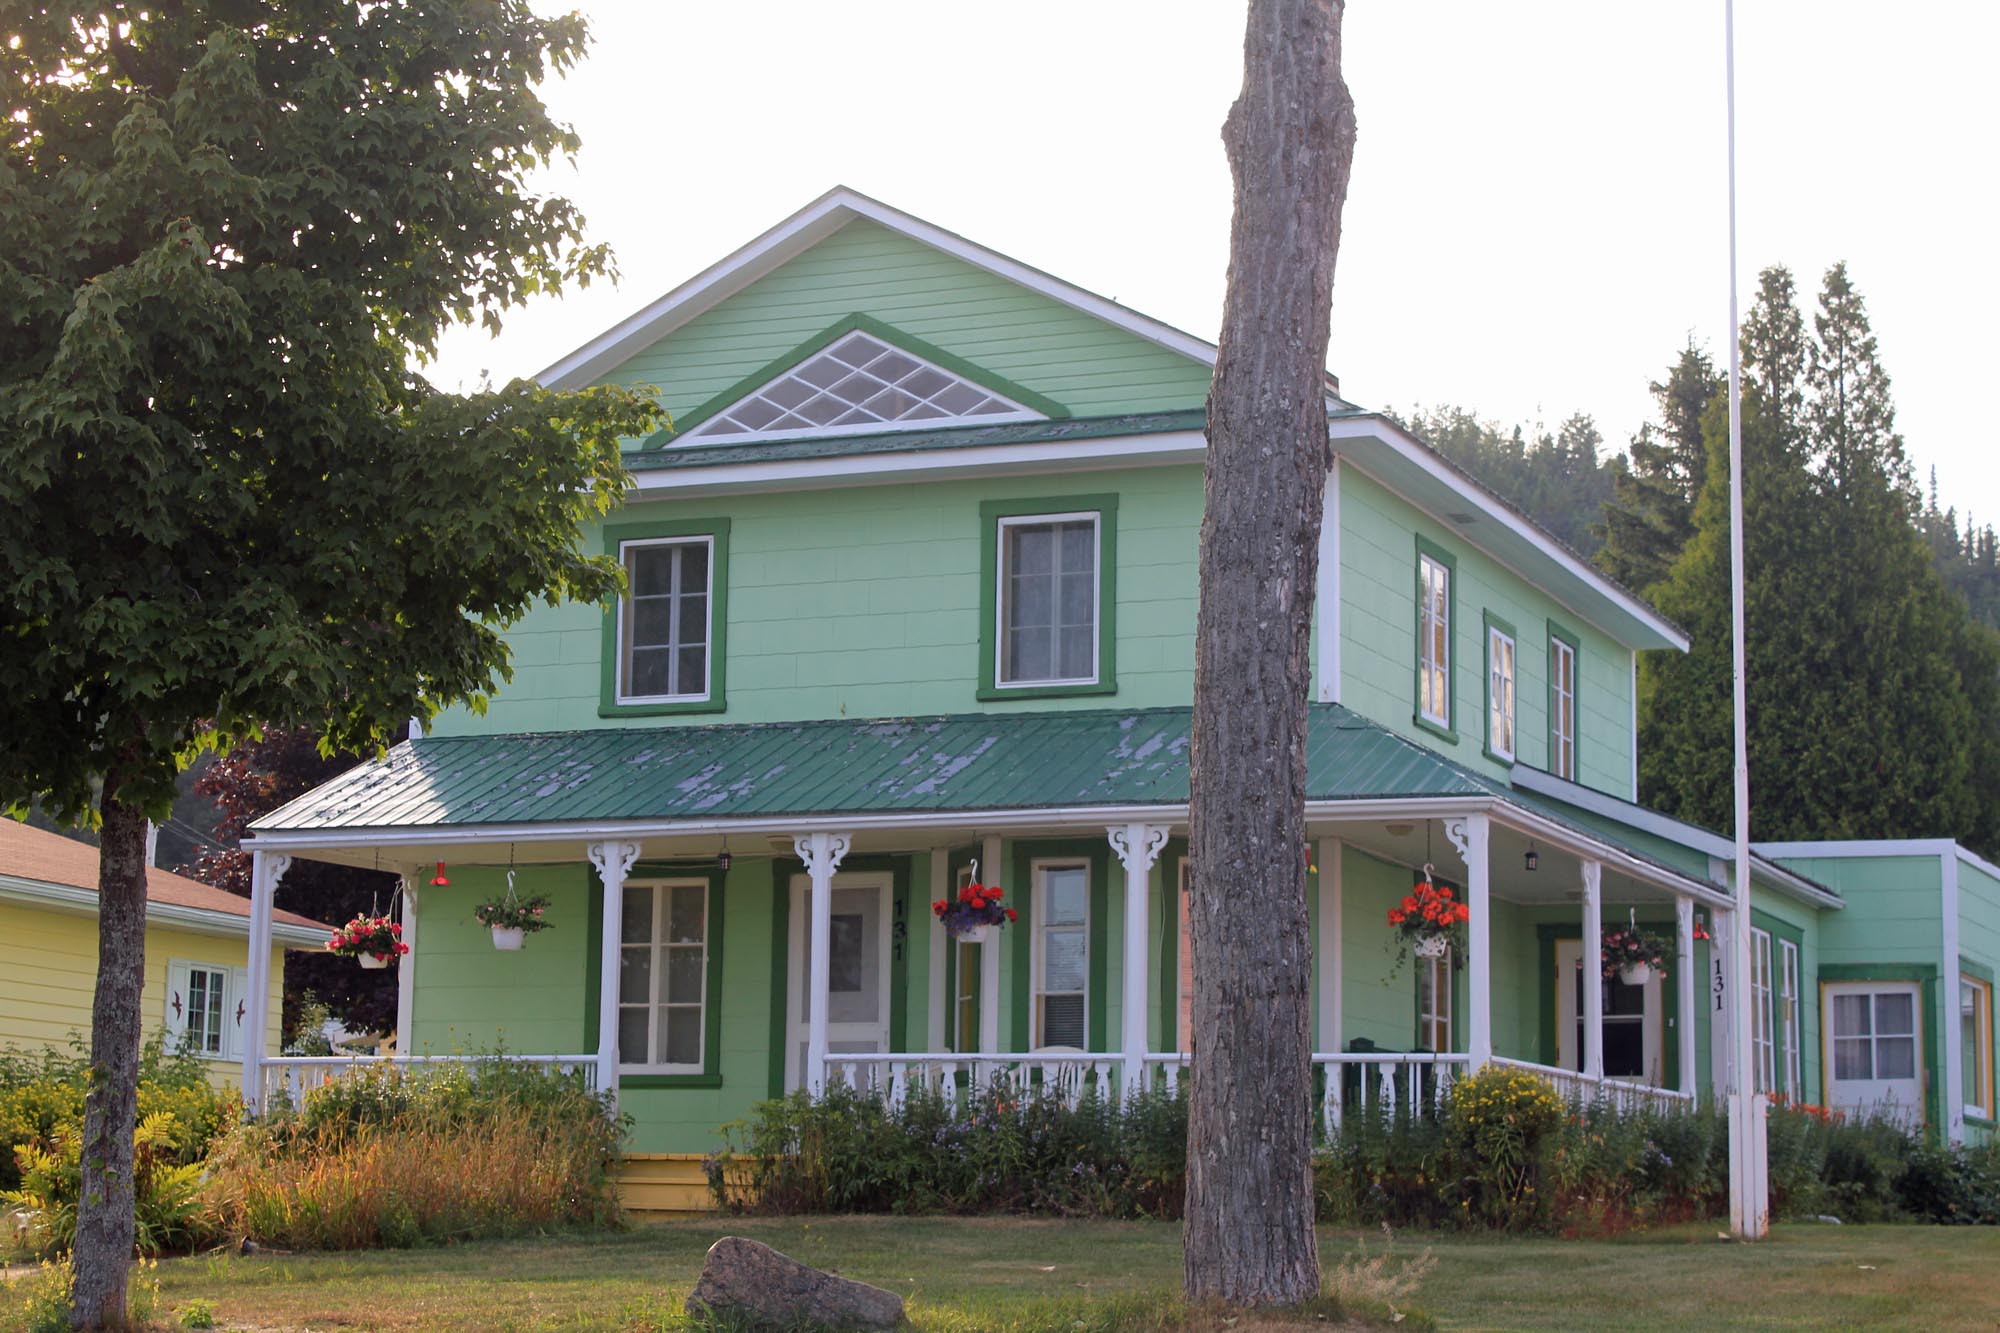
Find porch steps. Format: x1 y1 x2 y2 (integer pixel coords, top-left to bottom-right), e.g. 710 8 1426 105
615 1153 717 1216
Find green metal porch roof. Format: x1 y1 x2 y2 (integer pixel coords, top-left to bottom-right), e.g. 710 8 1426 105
254 704 1490 834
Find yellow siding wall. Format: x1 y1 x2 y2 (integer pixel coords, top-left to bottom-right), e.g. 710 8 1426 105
0 900 287 1090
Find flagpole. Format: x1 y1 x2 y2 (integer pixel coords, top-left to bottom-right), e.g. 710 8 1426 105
1723 0 1768 1240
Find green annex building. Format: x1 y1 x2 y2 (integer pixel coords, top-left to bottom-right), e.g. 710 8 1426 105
239 190 2000 1198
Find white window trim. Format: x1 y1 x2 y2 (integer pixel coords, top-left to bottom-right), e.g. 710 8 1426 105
1550 635 1577 780
1780 938 1802 1100
1964 973 1993 1121
1031 858 1090 1050
1751 927 1774 1095
994 511 1102 690
617 877 710 1076
165 960 248 1063
1418 553 1451 728
615 535 716 706
1486 624 1516 762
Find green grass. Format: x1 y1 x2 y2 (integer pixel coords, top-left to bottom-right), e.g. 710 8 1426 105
6 1218 1996 1331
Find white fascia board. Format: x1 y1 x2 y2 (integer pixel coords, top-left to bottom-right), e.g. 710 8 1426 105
626 430 1206 497
1512 766 1731 859
538 186 1218 392
1754 838 1964 861
1328 416 1690 654
0 873 327 948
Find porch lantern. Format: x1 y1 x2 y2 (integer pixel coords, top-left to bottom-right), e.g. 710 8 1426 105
1524 842 1539 872
716 837 732 873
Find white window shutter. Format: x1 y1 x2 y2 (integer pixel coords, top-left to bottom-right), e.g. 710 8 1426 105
164 960 192 1045
229 965 253 1062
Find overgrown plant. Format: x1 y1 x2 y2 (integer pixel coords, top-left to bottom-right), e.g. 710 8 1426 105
3 1112 209 1260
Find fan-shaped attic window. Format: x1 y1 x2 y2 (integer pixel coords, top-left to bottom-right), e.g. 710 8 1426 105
682 330 1039 442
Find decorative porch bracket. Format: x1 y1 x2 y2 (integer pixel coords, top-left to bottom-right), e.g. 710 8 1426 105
1581 860 1604 1081
1444 815 1491 1069
795 831 853 1096
241 850 293 1111
1107 823 1171 1098
587 840 643 1110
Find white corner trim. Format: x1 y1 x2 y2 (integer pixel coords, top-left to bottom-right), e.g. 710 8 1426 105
0 873 328 947
1943 850 1964 1144
537 186 1218 392
1329 416 1689 653
1315 459 1341 703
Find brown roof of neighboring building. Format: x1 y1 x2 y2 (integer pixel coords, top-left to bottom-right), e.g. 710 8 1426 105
0 820 333 934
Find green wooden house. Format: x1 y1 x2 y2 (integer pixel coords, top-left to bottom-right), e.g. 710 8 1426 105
238 190 1999 1199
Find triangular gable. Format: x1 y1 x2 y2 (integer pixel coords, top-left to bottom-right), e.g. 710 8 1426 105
672 317 1054 445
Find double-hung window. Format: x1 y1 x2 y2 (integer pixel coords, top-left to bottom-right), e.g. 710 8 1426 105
1485 617 1516 762
1779 938 1803 1099
1964 974 1994 1121
165 961 243 1061
618 879 710 1073
1417 950 1452 1053
1033 862 1090 1048
1751 927 1775 1095
980 497 1117 699
1549 628 1578 780
1416 543 1453 731
604 519 730 716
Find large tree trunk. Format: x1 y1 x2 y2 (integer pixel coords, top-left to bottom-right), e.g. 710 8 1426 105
1185 0 1355 1308
72 783 149 1329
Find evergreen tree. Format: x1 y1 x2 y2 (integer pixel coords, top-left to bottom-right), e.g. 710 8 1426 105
1596 341 1722 594
1642 265 1986 850
1396 405 1614 557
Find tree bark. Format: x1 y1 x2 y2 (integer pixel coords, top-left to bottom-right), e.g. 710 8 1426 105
72 782 149 1329
1185 0 1355 1309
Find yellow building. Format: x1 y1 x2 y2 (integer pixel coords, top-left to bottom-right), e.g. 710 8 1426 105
0 821 332 1089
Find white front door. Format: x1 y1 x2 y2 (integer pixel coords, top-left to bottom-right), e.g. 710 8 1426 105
1557 940 1665 1085
1825 982 1925 1128
786 873 893 1090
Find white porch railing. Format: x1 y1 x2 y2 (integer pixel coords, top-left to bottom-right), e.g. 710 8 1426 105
1491 1056 1696 1113
821 1050 1477 1135
254 1054 598 1112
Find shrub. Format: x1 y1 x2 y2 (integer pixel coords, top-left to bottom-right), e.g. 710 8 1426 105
3 1111 211 1259
1442 1066 1567 1230
0 1036 237 1194
201 1059 624 1249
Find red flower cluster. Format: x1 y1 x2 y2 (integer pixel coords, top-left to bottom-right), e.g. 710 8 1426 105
326 913 409 962
931 880 1017 931
1387 880 1470 930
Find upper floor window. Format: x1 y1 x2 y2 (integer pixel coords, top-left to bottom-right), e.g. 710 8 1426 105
621 538 712 702
683 329 1038 443
1415 540 1455 733
1549 628 1578 780
979 496 1118 701
1485 617 1516 763
603 519 731 718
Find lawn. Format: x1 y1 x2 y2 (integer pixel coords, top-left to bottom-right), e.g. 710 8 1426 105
9 1218 1997 1331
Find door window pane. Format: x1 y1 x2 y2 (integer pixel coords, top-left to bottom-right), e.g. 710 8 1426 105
1036 863 1090 1048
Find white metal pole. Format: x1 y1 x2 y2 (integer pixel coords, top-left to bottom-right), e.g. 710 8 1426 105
1581 862 1604 1082
1724 0 1766 1240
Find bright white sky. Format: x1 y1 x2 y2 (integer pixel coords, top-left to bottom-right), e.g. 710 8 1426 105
427 1 2000 515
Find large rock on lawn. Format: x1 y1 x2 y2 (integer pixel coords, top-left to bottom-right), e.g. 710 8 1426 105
686 1235 906 1329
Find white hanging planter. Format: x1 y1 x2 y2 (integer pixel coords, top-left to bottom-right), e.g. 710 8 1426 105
358 953 390 970
1619 961 1654 986
951 922 993 945
491 926 525 952
1413 933 1449 960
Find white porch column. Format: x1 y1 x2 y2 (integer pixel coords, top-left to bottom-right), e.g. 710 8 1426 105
395 873 419 1056
587 841 641 1108
979 833 1002 1055
1449 815 1493 1069
926 849 948 1052
1109 823 1170 1096
795 831 852 1095
1581 861 1604 1082
240 850 290 1112
1317 837 1343 1052
1676 896 1697 1101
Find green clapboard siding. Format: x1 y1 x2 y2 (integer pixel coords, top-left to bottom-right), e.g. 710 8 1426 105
604 219 1214 429
1337 467 1635 799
